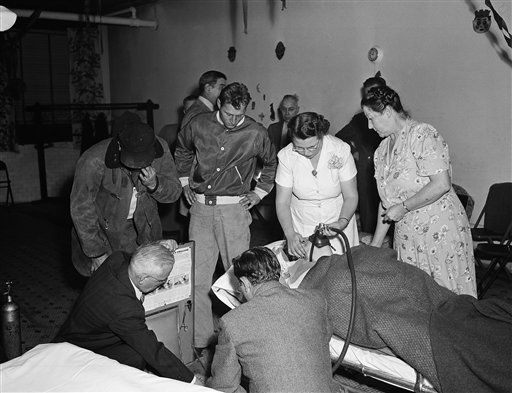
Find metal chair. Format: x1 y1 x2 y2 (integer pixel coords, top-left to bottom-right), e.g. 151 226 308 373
0 160 14 206
471 183 512 246
475 221 512 298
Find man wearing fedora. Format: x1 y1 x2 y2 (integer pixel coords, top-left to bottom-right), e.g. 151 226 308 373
70 120 182 276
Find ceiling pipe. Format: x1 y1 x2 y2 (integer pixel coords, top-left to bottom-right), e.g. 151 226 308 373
12 8 157 28
106 7 137 18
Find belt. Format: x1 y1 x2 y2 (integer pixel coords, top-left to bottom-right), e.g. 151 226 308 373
195 193 242 206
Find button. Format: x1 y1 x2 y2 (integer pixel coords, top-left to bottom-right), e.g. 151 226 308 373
221 147 225 151
216 168 220 172
207 185 212 189
208 201 213 205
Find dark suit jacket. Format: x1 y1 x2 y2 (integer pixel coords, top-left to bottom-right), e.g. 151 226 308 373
336 112 383 233
207 281 335 393
267 121 290 152
54 251 194 383
180 98 212 131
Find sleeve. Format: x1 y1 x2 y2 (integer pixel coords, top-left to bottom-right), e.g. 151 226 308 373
207 319 246 393
410 124 450 176
69 149 109 258
109 302 194 383
254 128 277 195
174 120 197 180
275 149 293 188
149 137 182 203
335 140 357 182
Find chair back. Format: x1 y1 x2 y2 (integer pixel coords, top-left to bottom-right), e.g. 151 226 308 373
478 183 512 235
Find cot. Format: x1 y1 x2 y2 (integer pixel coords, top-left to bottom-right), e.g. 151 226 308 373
211 240 438 393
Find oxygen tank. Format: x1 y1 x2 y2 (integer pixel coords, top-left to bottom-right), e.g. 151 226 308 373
1 281 22 359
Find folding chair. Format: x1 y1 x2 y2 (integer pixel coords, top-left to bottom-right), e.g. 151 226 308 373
475 220 512 298
471 182 512 248
0 160 14 206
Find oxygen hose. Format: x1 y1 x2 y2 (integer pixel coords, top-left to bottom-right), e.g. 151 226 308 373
308 226 357 374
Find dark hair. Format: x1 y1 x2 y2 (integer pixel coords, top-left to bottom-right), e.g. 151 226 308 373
198 70 226 94
361 86 408 117
183 95 196 105
362 75 386 89
288 112 330 140
219 82 252 109
233 247 281 285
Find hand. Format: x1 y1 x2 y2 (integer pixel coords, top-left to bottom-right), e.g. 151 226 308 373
91 253 108 274
193 373 206 386
159 239 178 252
286 232 308 259
239 191 261 210
382 204 407 222
139 166 157 190
324 218 350 236
183 185 197 205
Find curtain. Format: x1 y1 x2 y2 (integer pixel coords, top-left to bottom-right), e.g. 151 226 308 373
68 26 104 150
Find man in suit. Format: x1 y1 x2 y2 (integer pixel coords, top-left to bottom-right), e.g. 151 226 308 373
180 70 227 131
267 94 299 152
335 74 386 233
207 247 335 393
54 241 197 384
159 95 196 155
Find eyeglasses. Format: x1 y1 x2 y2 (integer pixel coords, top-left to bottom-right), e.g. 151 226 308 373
292 140 320 154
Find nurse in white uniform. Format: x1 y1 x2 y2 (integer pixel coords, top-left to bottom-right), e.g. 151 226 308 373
275 112 359 257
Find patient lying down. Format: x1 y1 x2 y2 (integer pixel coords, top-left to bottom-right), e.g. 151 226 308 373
212 241 511 393
299 244 512 393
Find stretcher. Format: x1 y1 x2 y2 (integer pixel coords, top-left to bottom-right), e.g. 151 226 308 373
212 240 438 393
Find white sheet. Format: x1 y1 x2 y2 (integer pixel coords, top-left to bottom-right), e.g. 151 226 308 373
0 343 215 392
211 240 434 391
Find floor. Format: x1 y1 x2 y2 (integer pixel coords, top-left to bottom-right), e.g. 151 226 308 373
1 199 511 392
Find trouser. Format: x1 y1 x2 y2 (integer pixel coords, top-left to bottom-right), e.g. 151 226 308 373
189 202 252 348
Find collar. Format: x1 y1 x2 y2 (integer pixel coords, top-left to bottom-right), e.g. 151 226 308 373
198 95 214 111
129 277 143 301
216 111 245 128
252 280 283 297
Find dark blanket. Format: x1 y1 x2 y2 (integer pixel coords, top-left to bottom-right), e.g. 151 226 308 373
300 245 454 391
430 296 512 393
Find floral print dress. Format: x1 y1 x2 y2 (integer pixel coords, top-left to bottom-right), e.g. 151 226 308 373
374 119 477 297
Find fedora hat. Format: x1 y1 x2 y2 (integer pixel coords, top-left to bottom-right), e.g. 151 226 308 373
105 122 163 169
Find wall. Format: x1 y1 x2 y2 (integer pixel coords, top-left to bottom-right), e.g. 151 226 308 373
0 143 79 202
107 0 512 218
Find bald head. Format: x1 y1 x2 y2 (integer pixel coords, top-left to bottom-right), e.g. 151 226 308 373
129 242 175 293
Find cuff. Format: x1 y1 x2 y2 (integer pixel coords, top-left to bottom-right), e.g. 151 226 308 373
179 177 189 187
190 376 196 384
253 187 268 200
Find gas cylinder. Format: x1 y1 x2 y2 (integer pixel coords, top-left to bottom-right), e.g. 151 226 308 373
1 281 22 359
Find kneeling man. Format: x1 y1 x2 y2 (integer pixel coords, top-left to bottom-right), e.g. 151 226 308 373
207 247 336 393
54 241 195 383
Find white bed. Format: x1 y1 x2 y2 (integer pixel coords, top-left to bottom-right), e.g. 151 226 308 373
0 342 215 392
212 240 437 393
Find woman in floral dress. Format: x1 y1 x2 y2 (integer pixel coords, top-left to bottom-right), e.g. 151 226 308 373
275 112 359 258
362 86 477 297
